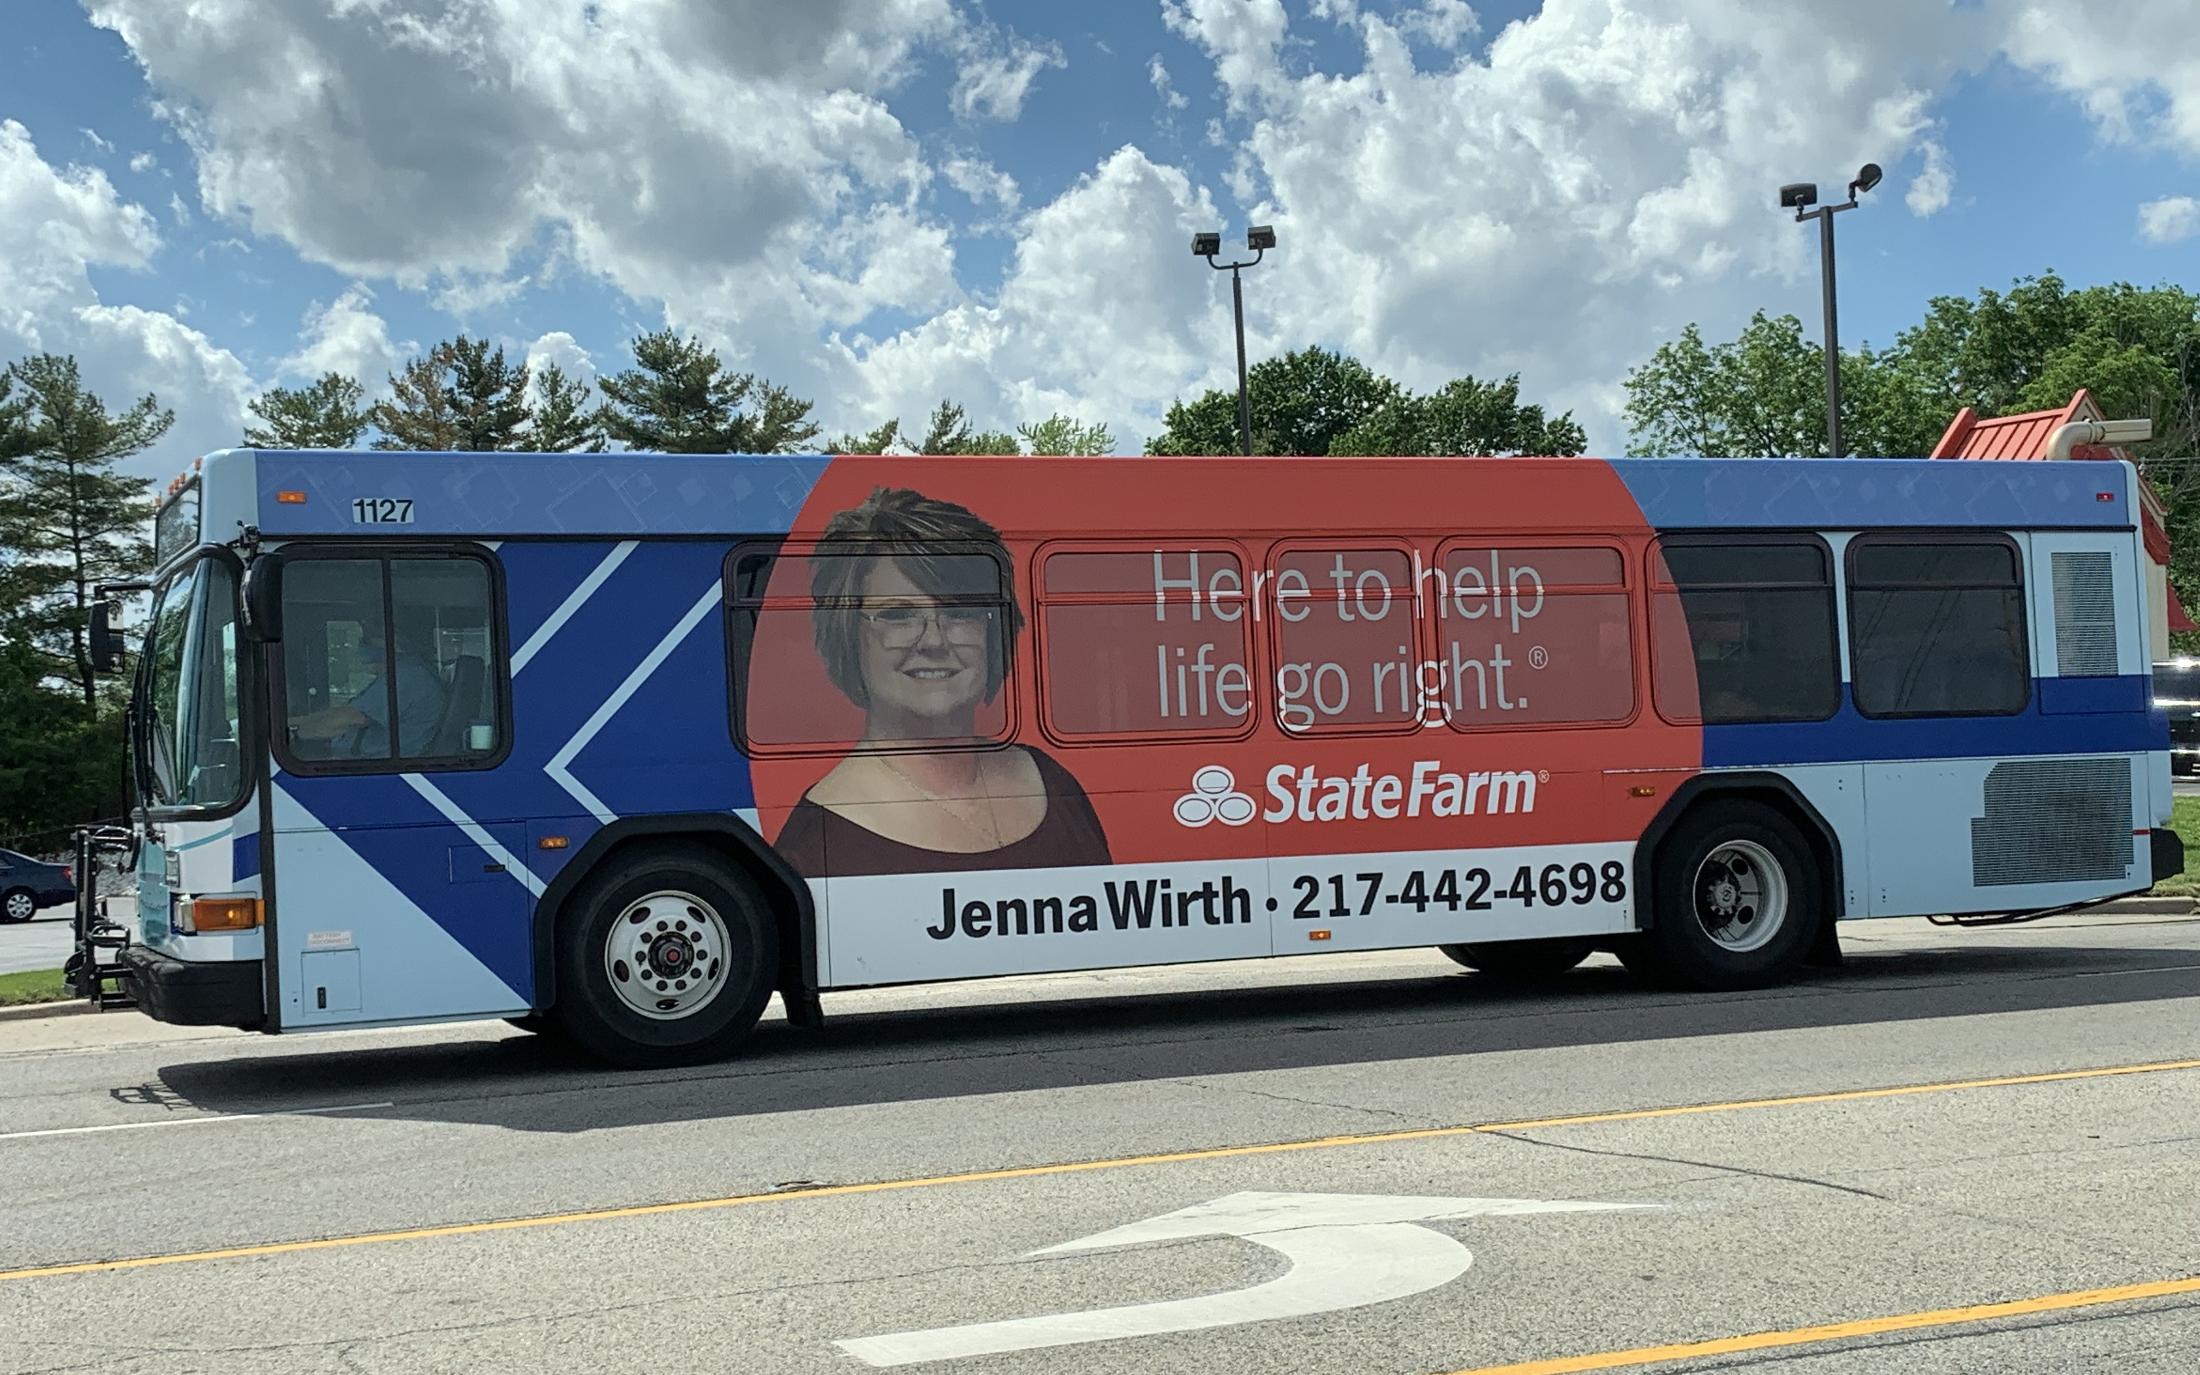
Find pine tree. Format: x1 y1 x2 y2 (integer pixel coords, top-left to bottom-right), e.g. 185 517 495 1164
596 330 820 453
830 419 902 454
369 337 532 451
916 400 1018 455
369 349 461 451
445 336 532 450
243 373 368 448
0 355 165 708
525 363 605 452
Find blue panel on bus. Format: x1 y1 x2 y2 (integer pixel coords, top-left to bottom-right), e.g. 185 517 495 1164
2035 675 2149 715
1703 678 2162 768
1612 458 2130 531
252 451 832 536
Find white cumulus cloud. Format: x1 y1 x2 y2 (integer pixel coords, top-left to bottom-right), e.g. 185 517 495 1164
281 284 413 394
0 119 247 471
1907 140 1954 216
2137 195 2199 245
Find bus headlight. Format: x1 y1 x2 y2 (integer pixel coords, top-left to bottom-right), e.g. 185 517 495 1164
176 895 263 933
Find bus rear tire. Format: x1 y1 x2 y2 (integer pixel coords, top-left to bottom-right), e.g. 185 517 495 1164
1619 801 1822 991
551 847 778 1069
1437 937 1596 979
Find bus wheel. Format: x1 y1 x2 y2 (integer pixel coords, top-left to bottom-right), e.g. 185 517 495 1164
552 848 777 1069
1621 802 1821 991
1436 938 1595 979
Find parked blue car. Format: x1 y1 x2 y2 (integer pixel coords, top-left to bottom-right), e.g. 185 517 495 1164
0 849 74 923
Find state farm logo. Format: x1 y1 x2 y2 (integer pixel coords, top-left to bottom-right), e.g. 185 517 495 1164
1171 760 1545 827
1173 765 1258 828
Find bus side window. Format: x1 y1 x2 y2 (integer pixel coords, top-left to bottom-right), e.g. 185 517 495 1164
1650 538 1839 725
728 542 1017 752
1037 547 1256 740
275 552 505 770
1434 545 1632 728
1847 537 2027 718
1267 546 1419 734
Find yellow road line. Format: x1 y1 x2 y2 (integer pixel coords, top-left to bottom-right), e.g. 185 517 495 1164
1448 1275 2200 1374
3 1055 2196 1284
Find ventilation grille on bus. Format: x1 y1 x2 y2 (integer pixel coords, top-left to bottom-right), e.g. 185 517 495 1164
2052 551 2119 677
1970 757 2131 887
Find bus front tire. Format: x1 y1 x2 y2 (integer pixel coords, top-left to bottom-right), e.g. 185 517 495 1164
1437 937 1596 979
552 847 777 1069
1619 801 1822 991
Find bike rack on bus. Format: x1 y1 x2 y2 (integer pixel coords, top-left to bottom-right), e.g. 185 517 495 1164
65 826 139 1010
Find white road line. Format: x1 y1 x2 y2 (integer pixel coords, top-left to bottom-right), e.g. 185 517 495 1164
0 1102 394 1143
402 774 547 897
510 540 635 674
546 579 722 824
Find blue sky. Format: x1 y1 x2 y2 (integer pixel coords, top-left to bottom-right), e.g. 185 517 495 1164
1 0 2194 474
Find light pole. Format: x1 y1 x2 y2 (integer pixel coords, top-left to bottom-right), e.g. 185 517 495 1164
1780 163 1881 458
1193 224 1275 456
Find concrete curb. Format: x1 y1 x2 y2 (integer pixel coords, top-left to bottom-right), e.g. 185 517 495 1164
2094 896 2197 915
0 998 93 1024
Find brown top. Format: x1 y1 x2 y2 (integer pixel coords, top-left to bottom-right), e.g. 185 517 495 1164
773 747 1111 879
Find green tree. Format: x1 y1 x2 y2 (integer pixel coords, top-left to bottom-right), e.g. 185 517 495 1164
1331 374 1588 456
0 354 165 709
243 373 368 449
1017 413 1114 456
444 336 532 450
369 348 461 451
1622 312 1944 458
914 400 1019 455
595 329 820 453
524 363 605 452
1148 347 1401 456
369 337 533 451
830 419 902 454
0 636 126 843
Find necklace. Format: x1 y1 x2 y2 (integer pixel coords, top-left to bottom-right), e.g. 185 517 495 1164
872 753 1006 846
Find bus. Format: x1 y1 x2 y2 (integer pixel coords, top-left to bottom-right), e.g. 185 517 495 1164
74 447 2181 1066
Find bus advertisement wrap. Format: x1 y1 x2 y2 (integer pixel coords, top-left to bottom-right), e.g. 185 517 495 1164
731 466 1696 983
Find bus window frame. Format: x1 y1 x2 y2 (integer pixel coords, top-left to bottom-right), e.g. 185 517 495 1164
266 541 514 779
1262 536 1429 740
140 543 256 824
1031 537 1263 747
1428 535 1643 735
724 537 1024 759
1645 530 1843 727
1843 530 2031 721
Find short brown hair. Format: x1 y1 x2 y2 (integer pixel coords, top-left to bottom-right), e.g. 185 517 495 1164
810 487 1023 707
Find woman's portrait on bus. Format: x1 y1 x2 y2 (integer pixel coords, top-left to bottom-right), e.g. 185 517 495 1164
767 486 1111 879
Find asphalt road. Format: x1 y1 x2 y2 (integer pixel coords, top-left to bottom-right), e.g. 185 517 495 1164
2 913 2197 1374
0 909 75 977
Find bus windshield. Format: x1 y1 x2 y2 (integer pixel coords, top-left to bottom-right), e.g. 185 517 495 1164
143 556 244 811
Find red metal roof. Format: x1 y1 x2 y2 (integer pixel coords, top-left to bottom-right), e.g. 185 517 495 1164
1929 389 2118 461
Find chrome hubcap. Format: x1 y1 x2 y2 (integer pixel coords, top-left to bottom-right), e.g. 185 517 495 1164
602 890 731 1020
4 893 33 920
1693 840 1788 953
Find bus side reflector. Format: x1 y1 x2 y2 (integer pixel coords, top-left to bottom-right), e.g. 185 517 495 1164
2098 492 2116 502
1308 930 1331 942
1629 785 1657 798
181 896 262 932
538 836 569 850
276 490 308 504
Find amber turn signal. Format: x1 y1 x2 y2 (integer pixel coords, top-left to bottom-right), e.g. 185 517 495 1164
181 896 262 932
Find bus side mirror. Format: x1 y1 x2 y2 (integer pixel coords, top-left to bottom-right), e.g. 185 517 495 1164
242 553 284 643
89 601 126 674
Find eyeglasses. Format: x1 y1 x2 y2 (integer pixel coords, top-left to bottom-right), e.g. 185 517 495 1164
859 603 998 647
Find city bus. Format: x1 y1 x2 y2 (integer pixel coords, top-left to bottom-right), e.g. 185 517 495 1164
76 447 2181 1066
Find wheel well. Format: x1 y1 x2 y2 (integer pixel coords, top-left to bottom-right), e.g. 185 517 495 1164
530 816 814 1014
1634 775 1845 938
